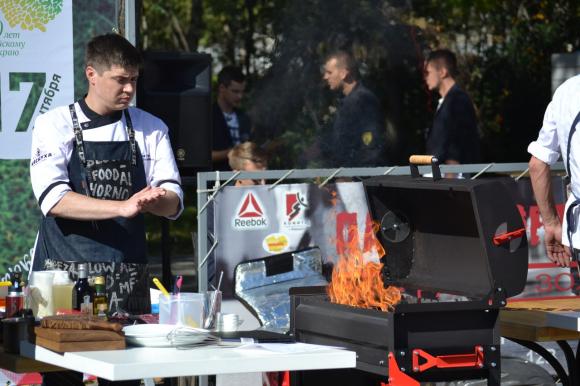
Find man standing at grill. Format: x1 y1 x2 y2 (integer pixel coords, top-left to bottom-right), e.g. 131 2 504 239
424 49 481 170
321 50 386 167
30 33 183 385
212 66 252 170
528 75 580 267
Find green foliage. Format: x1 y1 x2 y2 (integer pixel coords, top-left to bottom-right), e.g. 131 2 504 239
140 0 192 51
141 0 580 166
72 0 118 100
249 0 430 167
0 160 41 271
411 0 580 161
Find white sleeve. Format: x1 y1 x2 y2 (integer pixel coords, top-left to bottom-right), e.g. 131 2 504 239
527 100 561 165
29 112 73 216
150 123 184 220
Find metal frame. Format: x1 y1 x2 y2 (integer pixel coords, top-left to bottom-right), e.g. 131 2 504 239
195 161 565 293
196 161 565 386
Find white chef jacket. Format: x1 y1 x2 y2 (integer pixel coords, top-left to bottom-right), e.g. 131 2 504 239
30 102 184 219
528 74 580 247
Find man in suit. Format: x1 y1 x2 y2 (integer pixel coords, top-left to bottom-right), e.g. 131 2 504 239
424 49 480 173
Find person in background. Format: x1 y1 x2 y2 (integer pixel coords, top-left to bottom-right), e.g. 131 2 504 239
228 140 281 386
424 49 481 174
212 66 252 170
228 141 268 186
320 50 386 167
29 33 183 386
528 74 580 268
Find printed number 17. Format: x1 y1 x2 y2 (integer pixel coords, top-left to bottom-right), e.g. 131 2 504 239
0 72 46 132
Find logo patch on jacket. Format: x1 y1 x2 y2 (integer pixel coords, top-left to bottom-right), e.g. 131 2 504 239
361 131 373 146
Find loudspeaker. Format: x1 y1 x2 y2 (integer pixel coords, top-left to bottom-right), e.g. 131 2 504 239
137 51 212 175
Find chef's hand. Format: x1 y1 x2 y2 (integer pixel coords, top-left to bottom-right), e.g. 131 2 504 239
119 186 166 218
544 219 572 266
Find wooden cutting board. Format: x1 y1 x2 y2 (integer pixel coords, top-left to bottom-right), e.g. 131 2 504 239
35 336 126 352
506 298 580 311
35 327 124 342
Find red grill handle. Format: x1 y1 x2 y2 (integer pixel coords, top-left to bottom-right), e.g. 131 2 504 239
493 227 525 246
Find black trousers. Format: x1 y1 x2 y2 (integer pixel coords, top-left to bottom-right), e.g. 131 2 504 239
42 371 140 386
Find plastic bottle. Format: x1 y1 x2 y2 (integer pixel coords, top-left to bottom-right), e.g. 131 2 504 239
73 263 94 314
92 276 108 318
52 270 74 313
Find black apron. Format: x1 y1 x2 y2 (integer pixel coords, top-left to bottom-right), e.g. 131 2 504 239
33 103 150 314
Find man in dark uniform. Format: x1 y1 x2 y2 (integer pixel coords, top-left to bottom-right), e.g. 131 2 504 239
29 33 183 386
321 51 386 167
212 66 252 170
424 49 481 170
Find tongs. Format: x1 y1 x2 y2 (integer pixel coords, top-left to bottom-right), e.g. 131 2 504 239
204 271 223 329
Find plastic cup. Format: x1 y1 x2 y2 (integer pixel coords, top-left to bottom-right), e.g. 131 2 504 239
159 293 205 328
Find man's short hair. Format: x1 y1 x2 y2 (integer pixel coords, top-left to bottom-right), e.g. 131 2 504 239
326 50 360 81
426 49 458 78
218 66 246 87
85 33 142 73
228 142 268 170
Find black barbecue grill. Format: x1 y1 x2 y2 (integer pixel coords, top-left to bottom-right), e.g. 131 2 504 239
290 158 529 386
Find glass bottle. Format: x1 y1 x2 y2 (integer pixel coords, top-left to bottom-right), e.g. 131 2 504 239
92 276 108 318
73 263 94 314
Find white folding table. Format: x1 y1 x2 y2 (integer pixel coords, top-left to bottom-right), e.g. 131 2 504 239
20 341 356 381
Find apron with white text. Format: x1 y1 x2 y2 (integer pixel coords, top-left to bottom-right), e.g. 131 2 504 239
33 104 150 314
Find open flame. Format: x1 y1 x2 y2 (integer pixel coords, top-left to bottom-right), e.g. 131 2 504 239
327 221 401 311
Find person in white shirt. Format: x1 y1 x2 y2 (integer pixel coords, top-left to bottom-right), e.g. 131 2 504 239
30 30 183 386
528 74 580 267
30 32 183 312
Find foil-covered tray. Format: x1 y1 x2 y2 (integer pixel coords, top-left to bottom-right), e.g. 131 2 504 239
234 247 328 332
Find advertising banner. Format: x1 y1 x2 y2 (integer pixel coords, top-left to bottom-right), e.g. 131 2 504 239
0 0 74 159
213 182 379 296
0 1 119 280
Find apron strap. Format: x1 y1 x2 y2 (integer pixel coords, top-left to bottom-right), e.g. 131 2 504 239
123 109 137 167
68 104 91 197
564 110 580 263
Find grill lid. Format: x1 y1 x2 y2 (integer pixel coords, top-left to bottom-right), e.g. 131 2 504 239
363 174 528 300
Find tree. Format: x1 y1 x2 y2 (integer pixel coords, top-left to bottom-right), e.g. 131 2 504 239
410 0 580 161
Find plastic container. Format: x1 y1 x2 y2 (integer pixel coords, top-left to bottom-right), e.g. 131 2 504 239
29 271 54 318
52 270 74 314
159 293 205 328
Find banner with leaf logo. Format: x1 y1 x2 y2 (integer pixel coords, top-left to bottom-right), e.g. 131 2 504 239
0 0 73 159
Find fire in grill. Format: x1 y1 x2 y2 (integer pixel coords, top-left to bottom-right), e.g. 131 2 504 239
291 160 529 386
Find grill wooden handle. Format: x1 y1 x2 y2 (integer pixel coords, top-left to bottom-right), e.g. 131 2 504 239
409 155 438 165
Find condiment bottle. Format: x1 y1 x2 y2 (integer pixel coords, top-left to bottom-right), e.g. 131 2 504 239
5 272 24 317
73 263 94 314
92 276 108 318
52 270 74 313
